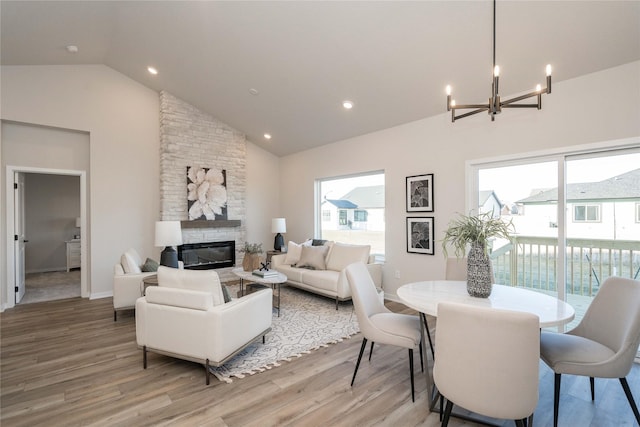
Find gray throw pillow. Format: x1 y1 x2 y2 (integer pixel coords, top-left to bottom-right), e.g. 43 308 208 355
141 258 159 272
221 284 232 303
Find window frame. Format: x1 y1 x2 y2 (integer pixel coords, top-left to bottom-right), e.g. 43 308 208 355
573 203 601 223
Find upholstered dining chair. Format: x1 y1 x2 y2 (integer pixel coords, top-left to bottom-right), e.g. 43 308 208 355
540 276 640 427
434 302 540 427
422 257 470 358
346 262 423 402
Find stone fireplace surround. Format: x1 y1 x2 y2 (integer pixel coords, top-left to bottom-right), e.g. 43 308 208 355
159 91 247 282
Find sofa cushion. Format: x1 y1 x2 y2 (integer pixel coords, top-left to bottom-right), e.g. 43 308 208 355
297 245 329 270
325 243 371 272
121 249 142 274
301 269 340 292
284 240 312 265
274 263 304 282
145 286 214 311
157 266 225 306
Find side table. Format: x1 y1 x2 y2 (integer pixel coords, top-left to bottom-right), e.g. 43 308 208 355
141 274 158 296
232 267 287 317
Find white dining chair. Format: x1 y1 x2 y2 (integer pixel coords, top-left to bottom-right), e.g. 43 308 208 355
434 302 540 426
346 262 423 402
540 276 640 427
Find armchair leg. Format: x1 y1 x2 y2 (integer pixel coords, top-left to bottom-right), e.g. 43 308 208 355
553 373 561 427
408 348 415 402
620 377 640 424
143 346 147 369
590 376 595 401
114 310 117 322
515 419 525 427
351 338 367 387
205 359 210 385
335 298 339 310
368 341 374 361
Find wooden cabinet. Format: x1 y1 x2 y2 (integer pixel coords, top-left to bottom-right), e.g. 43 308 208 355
66 239 81 271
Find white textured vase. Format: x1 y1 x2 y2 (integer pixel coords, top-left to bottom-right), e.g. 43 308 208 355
466 242 493 298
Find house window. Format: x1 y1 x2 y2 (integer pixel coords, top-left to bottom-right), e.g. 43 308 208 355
573 204 601 222
636 203 640 223
354 210 368 222
316 170 385 255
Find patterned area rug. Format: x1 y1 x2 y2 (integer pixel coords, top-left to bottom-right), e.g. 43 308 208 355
210 286 359 383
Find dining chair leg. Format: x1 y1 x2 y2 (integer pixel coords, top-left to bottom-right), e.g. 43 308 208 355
553 373 561 427
442 399 454 427
620 377 640 424
351 338 367 387
421 313 435 359
514 418 526 427
419 339 424 372
368 341 375 361
408 348 415 402
590 376 595 401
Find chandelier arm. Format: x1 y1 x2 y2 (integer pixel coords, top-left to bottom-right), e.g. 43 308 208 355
501 90 547 106
453 104 490 110
501 104 540 109
453 108 489 122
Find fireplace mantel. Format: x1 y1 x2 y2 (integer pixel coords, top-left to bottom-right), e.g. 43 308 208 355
181 220 241 229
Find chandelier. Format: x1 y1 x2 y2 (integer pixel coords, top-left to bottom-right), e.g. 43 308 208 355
446 0 552 123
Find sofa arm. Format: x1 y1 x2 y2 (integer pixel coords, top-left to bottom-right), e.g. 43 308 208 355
113 270 156 309
271 253 286 269
207 288 273 363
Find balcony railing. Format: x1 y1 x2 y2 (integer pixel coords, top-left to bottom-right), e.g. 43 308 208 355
491 236 640 296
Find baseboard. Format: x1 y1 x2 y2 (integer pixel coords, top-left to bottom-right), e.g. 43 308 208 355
26 267 68 274
90 291 113 300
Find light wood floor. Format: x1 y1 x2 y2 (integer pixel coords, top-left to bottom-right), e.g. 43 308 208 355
1 296 639 426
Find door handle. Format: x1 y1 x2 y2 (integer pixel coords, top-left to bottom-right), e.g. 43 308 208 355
23 239 29 243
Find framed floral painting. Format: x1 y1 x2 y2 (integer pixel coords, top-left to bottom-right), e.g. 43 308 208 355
406 173 434 212
186 166 228 220
407 217 434 255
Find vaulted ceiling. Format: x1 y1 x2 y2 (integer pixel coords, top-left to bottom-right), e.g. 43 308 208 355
2 1 639 156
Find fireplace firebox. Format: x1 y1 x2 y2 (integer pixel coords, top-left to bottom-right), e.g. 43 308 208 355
178 241 235 270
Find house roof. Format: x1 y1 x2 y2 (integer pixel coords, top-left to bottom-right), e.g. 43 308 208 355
339 185 385 209
324 199 358 209
479 190 502 208
1 1 638 157
518 168 640 204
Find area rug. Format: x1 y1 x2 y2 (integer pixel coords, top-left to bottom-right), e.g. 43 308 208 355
210 286 359 383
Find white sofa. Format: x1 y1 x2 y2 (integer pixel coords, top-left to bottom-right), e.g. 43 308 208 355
271 241 382 308
113 248 158 321
135 266 273 385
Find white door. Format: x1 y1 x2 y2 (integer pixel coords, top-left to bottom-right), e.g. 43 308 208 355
14 172 26 303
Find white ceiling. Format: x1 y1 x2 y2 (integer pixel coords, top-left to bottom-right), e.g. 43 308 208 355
1 1 639 156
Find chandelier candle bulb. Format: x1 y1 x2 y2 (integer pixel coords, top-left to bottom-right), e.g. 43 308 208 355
446 86 452 111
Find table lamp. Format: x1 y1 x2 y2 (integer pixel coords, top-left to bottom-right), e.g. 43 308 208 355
155 220 183 268
272 218 286 251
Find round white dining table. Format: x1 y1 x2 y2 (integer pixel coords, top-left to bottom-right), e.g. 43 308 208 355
397 280 575 328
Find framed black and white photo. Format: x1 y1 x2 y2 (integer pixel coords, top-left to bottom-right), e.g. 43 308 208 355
407 217 435 255
406 173 434 212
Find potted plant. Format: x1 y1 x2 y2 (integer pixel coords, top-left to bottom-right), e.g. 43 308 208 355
442 211 514 297
240 242 264 271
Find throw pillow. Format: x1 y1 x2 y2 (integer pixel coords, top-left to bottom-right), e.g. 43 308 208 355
325 243 371 272
284 240 312 265
312 239 327 246
141 258 159 272
296 245 329 270
121 250 142 274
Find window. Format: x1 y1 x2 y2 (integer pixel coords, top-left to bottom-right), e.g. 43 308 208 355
316 171 385 255
573 204 600 222
636 203 640 223
354 210 368 222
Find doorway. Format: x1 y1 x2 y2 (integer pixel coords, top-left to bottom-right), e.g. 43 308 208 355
5 166 88 309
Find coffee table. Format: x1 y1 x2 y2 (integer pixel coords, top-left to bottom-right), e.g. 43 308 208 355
232 268 287 317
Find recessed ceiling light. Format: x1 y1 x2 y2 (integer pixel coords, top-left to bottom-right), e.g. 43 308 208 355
147 66 158 75
342 100 354 109
264 133 272 140
66 45 78 54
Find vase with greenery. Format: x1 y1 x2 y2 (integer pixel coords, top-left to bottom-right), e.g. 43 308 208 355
442 212 514 297
240 242 263 271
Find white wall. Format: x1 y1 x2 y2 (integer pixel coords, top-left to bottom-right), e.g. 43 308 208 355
1 64 282 307
279 61 640 298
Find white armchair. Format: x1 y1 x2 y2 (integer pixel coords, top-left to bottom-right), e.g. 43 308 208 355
135 266 273 385
113 248 157 321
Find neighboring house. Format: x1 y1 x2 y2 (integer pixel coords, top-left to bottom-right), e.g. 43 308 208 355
478 190 503 217
321 185 385 231
516 168 640 240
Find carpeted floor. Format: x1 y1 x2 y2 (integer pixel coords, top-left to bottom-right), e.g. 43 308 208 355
20 270 81 304
210 285 360 382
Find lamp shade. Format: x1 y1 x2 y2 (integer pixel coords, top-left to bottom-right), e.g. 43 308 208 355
155 221 183 247
271 218 286 233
